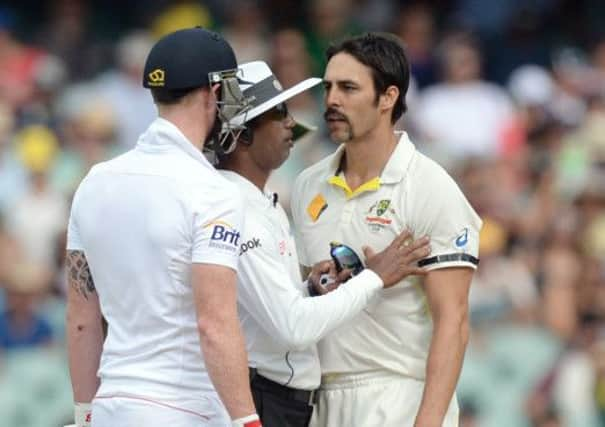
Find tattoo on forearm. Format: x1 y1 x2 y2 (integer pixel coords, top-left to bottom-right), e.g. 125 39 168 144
66 250 96 299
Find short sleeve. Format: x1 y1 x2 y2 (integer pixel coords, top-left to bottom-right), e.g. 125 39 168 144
191 182 245 271
66 184 84 251
408 160 483 271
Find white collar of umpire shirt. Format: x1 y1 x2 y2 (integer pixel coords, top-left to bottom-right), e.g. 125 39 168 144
219 170 277 208
137 117 215 170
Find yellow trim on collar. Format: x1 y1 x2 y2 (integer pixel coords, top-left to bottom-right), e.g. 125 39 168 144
327 175 381 199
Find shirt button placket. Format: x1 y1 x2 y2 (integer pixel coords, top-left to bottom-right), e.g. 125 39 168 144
341 199 354 225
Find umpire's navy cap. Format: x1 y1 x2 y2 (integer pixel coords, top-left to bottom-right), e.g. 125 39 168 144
143 27 237 90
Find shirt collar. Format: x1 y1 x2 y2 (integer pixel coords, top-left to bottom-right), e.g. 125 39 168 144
219 170 276 207
325 131 415 194
138 117 215 170
380 131 415 184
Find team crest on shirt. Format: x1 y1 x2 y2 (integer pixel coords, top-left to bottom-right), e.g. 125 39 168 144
365 199 395 233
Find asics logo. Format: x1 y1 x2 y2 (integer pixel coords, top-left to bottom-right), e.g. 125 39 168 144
455 228 468 248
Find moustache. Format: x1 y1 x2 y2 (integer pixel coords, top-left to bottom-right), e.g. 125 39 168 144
324 108 348 122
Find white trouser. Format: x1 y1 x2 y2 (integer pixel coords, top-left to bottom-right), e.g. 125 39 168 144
91 392 231 427
310 371 459 427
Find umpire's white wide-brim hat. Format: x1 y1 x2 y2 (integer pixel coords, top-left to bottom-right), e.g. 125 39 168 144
232 61 322 140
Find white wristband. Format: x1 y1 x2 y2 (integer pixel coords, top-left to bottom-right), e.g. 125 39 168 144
232 413 261 427
74 402 92 427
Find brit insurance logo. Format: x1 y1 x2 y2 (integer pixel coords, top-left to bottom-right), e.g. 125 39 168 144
205 220 241 253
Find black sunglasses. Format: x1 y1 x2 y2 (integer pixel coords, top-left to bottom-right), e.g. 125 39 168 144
329 242 364 276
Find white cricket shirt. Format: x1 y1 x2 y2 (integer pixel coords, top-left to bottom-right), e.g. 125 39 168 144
67 118 245 399
291 132 482 380
220 171 383 390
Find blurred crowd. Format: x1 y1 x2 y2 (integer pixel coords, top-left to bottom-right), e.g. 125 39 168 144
0 1 604 426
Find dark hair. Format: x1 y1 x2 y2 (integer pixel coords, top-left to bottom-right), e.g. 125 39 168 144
150 86 201 105
326 33 410 123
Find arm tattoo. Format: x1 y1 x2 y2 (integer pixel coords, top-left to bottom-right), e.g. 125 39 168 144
66 250 96 300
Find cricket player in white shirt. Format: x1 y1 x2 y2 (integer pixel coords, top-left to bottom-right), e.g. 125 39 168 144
291 34 483 426
65 28 261 427
210 61 432 427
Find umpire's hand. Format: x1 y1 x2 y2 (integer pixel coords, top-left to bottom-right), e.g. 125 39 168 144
307 260 352 296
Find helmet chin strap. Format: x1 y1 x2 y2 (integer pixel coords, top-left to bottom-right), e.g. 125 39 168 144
205 69 254 156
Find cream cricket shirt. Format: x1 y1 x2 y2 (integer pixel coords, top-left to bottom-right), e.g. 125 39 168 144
291 132 482 380
67 118 244 399
220 171 383 390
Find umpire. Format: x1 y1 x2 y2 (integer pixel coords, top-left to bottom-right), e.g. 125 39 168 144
214 61 431 427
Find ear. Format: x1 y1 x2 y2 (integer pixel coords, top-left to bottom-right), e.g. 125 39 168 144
196 86 214 109
239 127 254 146
379 85 400 112
200 84 220 108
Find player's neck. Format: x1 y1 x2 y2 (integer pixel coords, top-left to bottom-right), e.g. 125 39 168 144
342 125 398 187
159 107 208 151
238 166 269 192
